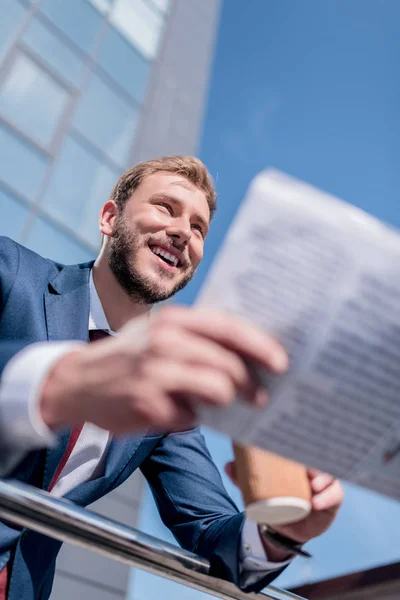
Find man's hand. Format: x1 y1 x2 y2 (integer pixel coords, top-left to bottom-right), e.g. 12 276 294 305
271 469 344 543
40 306 288 434
225 462 344 560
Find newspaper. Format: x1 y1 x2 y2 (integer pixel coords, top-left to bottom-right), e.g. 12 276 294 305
197 169 400 500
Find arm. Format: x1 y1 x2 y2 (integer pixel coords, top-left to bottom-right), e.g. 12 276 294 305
140 428 288 593
0 237 80 475
0 342 81 477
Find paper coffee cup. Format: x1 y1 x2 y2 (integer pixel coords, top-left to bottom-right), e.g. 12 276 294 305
232 442 312 526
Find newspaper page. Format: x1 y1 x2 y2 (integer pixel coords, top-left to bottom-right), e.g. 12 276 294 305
197 169 400 501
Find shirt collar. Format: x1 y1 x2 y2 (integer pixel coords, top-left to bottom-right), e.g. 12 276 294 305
89 270 116 334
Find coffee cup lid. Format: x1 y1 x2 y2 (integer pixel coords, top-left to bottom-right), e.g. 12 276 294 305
246 497 311 525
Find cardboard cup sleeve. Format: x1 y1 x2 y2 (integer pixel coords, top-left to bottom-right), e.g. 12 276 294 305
233 442 312 526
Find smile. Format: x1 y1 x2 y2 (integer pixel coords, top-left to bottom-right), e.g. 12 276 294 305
149 245 181 268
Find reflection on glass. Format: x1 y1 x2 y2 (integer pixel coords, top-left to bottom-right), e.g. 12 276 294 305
73 72 138 167
86 0 114 16
39 0 103 54
0 0 26 59
22 17 86 88
97 26 150 103
41 135 120 246
26 214 95 264
0 52 69 148
149 0 170 14
0 123 48 200
110 0 163 60
0 187 29 241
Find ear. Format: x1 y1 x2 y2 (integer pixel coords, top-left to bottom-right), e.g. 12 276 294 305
100 201 118 238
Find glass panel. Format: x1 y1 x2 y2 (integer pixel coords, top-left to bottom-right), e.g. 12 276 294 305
0 123 48 200
86 0 114 15
0 52 70 148
22 16 86 87
0 187 30 241
110 0 163 60
148 0 170 14
41 135 120 246
39 0 103 54
97 25 150 103
73 72 139 167
26 214 95 264
0 0 26 59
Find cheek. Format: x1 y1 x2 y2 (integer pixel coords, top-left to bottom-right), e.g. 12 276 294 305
189 240 204 268
129 209 168 234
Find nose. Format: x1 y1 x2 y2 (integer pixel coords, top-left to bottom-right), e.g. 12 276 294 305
166 220 191 246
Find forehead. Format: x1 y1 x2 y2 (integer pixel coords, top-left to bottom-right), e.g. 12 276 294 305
134 172 210 220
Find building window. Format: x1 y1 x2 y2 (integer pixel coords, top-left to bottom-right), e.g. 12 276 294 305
41 134 121 247
110 0 164 60
0 186 30 242
0 0 26 60
39 0 104 54
22 16 86 88
72 71 139 168
0 51 70 149
96 25 150 103
0 123 48 201
25 214 96 264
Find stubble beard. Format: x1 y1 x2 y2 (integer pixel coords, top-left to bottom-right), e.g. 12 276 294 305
108 215 195 304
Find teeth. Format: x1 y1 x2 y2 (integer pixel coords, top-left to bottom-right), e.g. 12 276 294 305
151 246 179 266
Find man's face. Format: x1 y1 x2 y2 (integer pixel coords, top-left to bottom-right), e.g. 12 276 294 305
107 172 210 304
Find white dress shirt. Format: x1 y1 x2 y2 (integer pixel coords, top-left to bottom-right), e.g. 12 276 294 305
0 271 291 577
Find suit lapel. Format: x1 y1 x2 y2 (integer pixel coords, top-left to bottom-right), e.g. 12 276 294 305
42 263 151 502
42 428 71 491
64 434 146 505
43 263 92 488
44 263 92 343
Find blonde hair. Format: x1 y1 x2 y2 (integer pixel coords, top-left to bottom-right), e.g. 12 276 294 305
109 155 217 219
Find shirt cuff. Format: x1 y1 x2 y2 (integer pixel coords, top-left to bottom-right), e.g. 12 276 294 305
0 342 83 450
240 518 294 572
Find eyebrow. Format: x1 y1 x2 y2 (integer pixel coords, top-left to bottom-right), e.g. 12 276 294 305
151 193 209 233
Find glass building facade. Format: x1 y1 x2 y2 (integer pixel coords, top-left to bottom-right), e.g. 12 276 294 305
0 1 221 599
0 0 169 264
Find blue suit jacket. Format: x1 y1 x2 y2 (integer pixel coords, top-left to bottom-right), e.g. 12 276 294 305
0 236 285 599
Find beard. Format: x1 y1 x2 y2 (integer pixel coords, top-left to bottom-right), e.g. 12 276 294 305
108 215 195 304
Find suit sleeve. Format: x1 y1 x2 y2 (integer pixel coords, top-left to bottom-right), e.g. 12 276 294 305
140 427 287 592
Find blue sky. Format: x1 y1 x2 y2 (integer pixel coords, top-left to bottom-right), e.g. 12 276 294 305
132 1 400 597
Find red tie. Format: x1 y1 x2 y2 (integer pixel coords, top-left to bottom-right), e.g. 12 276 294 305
0 330 110 598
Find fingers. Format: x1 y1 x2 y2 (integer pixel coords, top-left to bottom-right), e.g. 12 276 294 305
312 479 344 511
309 471 335 493
144 359 240 407
121 387 198 433
148 328 268 406
154 306 289 374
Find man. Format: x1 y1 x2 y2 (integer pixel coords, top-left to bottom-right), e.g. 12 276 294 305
0 156 343 599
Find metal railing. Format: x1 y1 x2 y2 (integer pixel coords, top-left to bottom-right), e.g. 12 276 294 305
0 480 306 600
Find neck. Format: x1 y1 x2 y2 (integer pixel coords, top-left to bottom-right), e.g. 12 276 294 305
92 249 152 331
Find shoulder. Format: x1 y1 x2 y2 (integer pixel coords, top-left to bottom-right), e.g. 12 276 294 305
0 237 64 307
0 236 62 275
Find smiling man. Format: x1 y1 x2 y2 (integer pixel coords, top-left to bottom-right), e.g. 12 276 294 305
0 156 343 600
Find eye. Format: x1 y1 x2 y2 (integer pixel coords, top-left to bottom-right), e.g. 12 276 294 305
192 223 204 237
156 201 173 215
